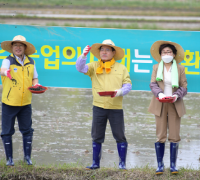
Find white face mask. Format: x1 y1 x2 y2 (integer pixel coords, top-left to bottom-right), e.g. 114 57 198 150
162 55 173 63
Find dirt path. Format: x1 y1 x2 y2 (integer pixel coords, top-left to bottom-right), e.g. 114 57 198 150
1 8 200 30
2 12 200 20
1 7 200 16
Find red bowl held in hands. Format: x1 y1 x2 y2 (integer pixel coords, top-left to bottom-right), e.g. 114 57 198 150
28 85 48 94
156 96 176 103
97 91 117 98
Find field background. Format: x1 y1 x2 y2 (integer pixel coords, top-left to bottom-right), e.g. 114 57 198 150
1 0 200 30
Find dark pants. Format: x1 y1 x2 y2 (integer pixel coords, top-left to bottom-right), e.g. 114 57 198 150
92 106 127 143
1 103 34 139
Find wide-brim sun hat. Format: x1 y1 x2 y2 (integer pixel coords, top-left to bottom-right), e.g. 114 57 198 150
1 35 36 55
150 40 184 64
90 39 124 60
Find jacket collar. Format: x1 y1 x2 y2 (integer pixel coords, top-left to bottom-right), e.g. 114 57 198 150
11 53 30 65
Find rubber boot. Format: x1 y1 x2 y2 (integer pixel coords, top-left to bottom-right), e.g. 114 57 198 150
86 142 101 170
155 142 165 174
170 142 179 174
23 136 33 165
2 136 14 166
117 142 128 170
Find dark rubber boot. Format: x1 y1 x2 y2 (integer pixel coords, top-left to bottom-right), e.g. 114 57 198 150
117 142 128 170
86 142 101 170
2 136 14 166
23 136 33 165
170 142 179 174
155 142 165 175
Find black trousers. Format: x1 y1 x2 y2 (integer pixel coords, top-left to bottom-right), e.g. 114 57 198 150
91 106 127 143
1 103 34 139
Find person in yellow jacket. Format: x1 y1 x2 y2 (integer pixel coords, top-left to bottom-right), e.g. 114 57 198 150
76 39 132 170
1 35 40 166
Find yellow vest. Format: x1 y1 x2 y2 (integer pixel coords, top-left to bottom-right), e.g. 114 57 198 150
85 61 132 109
1 54 34 106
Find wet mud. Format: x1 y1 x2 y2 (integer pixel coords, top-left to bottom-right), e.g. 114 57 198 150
0 87 200 169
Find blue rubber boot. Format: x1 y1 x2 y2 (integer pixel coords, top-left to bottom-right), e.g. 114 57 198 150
2 136 14 166
23 136 33 165
155 142 165 174
170 142 179 174
117 142 128 170
86 142 102 170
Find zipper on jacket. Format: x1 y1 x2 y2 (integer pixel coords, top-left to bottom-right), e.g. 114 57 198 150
27 66 30 77
21 66 25 106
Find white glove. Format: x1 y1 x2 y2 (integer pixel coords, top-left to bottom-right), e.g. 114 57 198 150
172 94 178 103
4 70 8 76
81 45 91 58
158 93 166 99
114 89 123 97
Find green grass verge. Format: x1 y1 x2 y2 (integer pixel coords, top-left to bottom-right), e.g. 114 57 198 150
1 0 200 10
0 160 200 180
1 19 199 31
2 14 200 24
51 22 200 31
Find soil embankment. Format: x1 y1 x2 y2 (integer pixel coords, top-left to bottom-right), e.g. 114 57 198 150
1 7 200 30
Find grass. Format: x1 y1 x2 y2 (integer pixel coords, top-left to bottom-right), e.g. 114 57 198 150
3 14 200 23
2 14 200 24
3 7 200 17
63 22 200 31
62 22 160 30
0 160 200 180
1 18 199 31
2 0 200 10
1 14 200 31
46 22 59 26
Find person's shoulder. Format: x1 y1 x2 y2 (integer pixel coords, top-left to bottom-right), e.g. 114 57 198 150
2 58 10 62
93 61 99 64
27 56 34 61
177 63 185 70
87 61 99 71
88 61 99 66
115 61 126 68
153 63 159 68
27 56 35 64
2 55 12 63
4 55 12 60
152 63 159 70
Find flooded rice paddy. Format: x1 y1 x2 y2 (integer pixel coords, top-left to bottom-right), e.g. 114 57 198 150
0 87 200 169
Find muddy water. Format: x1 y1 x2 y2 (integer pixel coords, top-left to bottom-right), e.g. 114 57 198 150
0 87 200 169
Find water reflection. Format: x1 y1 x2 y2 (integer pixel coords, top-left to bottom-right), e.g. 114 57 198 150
0 87 200 169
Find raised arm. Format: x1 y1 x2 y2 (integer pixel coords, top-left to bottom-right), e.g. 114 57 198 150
76 45 91 73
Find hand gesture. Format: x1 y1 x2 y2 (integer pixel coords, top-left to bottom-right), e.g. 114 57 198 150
172 94 178 103
4 69 12 80
158 93 166 99
82 45 91 57
112 89 123 98
33 83 42 88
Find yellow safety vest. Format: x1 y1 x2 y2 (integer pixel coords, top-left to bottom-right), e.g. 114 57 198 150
1 54 34 106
